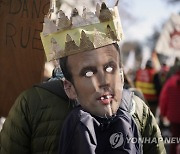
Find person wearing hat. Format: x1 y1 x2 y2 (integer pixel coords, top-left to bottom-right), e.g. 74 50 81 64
0 1 165 154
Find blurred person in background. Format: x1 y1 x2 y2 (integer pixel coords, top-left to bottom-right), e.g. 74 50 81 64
159 60 180 154
159 61 169 86
166 57 180 80
135 59 161 115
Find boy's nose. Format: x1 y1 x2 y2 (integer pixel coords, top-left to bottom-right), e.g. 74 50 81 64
97 70 110 89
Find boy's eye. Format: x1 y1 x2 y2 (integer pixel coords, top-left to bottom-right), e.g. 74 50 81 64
85 71 94 77
105 66 113 73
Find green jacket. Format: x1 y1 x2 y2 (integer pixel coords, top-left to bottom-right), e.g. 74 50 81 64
0 81 73 154
0 80 166 154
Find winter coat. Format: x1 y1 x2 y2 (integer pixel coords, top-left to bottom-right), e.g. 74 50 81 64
135 68 158 101
0 81 73 154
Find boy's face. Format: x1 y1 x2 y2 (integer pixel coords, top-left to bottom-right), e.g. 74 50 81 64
65 44 124 117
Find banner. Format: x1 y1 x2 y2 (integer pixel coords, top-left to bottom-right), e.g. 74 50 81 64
155 13 180 58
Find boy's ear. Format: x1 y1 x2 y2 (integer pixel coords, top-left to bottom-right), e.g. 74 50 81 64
63 80 77 99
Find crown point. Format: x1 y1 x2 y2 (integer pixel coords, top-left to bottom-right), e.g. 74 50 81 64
80 30 95 50
101 2 108 9
106 25 117 41
64 39 79 56
99 2 113 22
81 30 86 37
56 10 72 30
71 8 79 17
66 34 73 42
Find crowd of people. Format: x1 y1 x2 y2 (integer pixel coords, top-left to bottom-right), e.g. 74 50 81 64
0 0 179 154
134 57 180 154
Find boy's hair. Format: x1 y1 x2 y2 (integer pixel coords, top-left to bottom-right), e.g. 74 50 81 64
59 43 122 83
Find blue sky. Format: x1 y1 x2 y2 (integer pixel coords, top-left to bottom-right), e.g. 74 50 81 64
118 0 180 42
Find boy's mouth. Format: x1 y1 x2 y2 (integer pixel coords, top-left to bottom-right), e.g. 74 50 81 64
97 94 114 105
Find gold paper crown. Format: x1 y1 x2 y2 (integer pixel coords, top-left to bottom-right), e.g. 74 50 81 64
40 1 123 61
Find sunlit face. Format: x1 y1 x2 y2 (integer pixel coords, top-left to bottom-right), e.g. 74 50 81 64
66 44 124 117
